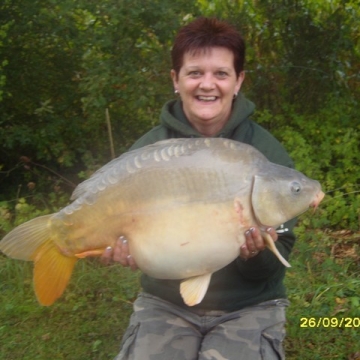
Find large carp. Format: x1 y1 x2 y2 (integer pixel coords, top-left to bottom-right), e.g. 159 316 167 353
0 138 324 306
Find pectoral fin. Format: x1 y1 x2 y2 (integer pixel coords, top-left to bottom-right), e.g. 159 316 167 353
75 248 106 258
180 273 212 306
263 232 291 268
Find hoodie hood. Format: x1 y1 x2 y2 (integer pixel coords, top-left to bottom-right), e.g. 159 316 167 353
159 93 255 139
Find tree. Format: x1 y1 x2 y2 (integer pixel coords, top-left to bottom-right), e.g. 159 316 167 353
0 0 199 202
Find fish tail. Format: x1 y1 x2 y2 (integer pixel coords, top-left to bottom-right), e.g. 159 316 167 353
33 238 78 306
0 214 78 306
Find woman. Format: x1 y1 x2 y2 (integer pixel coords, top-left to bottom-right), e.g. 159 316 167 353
103 17 296 360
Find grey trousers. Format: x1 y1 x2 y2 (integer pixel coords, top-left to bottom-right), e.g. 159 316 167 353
115 292 289 360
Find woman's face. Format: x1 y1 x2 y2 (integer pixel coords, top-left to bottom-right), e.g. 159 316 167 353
171 47 245 136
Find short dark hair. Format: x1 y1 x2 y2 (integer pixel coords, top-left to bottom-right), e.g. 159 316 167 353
171 17 246 77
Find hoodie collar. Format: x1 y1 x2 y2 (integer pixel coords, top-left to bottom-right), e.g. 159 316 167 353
160 93 255 138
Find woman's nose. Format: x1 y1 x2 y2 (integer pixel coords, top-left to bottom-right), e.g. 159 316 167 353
199 73 215 90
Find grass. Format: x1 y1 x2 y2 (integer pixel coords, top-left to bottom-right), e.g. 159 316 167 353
284 229 360 360
0 229 359 360
0 259 139 360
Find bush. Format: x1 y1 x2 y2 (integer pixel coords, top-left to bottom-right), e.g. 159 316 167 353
254 96 360 231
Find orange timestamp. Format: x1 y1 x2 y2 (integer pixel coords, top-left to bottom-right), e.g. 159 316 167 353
300 317 360 328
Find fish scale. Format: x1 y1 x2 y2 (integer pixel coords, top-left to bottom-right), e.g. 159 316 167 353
0 138 324 306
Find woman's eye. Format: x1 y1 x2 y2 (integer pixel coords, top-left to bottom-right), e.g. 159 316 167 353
217 71 228 78
189 71 201 77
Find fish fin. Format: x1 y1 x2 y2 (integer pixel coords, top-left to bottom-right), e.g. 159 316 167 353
0 214 77 306
180 273 212 306
75 249 106 258
263 232 291 268
34 239 78 306
0 214 53 260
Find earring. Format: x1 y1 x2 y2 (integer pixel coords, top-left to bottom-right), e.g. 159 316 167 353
233 92 238 99
174 90 179 94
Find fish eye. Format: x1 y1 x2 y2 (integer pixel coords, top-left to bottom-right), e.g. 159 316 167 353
291 182 302 194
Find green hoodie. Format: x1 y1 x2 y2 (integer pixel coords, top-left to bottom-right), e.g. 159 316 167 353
129 93 297 311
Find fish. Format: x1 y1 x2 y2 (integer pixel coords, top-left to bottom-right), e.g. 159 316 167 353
0 138 324 307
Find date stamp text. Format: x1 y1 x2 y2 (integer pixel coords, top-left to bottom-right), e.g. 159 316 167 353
300 317 359 328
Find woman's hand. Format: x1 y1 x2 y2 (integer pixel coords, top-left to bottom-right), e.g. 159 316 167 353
101 236 138 271
239 227 278 260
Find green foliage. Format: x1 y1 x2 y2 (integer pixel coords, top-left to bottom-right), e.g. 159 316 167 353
78 0 200 153
0 2 359 359
0 21 10 102
199 0 360 113
254 95 359 230
0 0 200 204
1 0 358 230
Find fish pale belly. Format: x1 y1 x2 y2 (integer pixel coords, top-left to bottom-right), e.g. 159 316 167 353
124 200 251 279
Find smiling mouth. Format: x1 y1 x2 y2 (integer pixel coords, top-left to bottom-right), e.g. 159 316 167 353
197 96 218 102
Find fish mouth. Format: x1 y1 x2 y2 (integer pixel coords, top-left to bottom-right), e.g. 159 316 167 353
310 190 325 210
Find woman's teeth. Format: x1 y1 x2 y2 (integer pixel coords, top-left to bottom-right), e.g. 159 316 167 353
197 96 217 101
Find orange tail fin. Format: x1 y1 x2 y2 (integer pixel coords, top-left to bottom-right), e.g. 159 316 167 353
33 239 78 306
0 214 78 306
